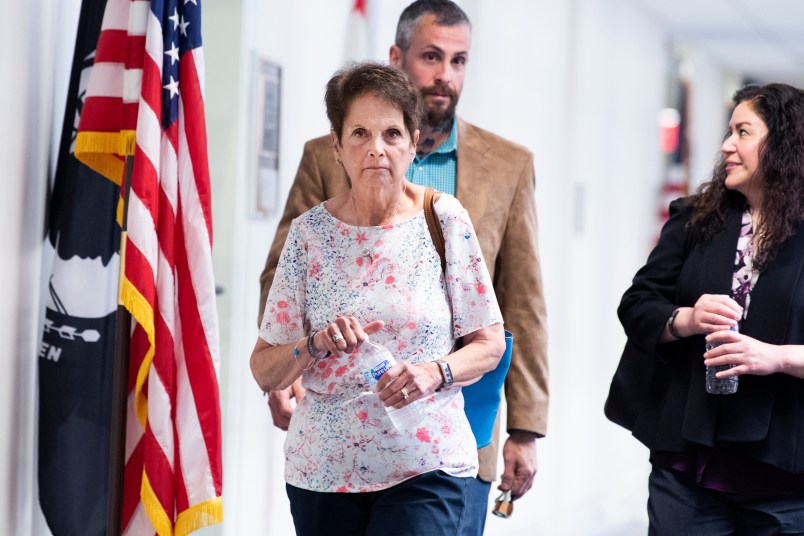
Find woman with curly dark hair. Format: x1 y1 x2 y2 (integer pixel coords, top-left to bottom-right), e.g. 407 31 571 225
606 83 804 534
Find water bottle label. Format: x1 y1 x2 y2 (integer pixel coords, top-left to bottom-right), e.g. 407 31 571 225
362 358 393 386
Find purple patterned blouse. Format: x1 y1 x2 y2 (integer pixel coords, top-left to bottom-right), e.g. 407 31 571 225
653 207 804 492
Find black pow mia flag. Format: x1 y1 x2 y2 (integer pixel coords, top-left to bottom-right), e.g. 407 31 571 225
38 0 120 534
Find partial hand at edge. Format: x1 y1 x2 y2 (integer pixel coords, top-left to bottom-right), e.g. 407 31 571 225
267 378 306 431
498 431 538 500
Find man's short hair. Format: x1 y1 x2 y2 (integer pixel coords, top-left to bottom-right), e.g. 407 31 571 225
395 0 471 53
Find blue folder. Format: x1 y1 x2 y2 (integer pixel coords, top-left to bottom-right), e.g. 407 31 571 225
462 330 513 448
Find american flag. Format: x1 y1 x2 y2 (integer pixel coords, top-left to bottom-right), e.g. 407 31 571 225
75 0 223 533
344 0 372 62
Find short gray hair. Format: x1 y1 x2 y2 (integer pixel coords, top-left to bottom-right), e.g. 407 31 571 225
394 0 471 53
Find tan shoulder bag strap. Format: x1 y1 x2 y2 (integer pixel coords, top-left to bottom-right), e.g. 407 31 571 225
423 187 446 272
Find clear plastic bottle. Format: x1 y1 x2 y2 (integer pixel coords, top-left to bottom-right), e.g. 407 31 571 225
705 325 739 394
357 336 423 431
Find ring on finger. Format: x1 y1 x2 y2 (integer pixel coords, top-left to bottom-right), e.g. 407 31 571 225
331 333 344 344
400 387 409 400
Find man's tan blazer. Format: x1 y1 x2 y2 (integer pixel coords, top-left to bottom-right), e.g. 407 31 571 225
258 118 549 481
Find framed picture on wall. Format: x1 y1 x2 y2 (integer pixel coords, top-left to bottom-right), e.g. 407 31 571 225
252 57 281 218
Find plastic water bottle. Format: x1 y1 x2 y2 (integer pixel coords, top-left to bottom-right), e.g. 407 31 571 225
705 325 739 394
357 336 423 431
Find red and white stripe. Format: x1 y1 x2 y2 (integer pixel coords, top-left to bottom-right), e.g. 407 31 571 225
75 0 222 534
344 0 372 61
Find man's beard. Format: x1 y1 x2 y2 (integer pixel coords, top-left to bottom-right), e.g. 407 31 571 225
419 82 459 129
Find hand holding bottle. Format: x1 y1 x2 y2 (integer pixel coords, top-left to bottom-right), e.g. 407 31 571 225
311 317 384 358
676 294 742 337
356 336 426 431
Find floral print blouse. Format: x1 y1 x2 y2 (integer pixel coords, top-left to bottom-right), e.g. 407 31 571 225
259 194 503 493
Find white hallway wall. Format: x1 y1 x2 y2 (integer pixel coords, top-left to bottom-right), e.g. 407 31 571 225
2 0 737 535
2 0 78 534
0 1 43 534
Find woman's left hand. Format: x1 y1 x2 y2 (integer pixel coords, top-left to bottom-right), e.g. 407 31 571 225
375 361 442 409
704 330 787 377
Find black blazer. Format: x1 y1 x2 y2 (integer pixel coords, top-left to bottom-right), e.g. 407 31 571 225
605 196 804 473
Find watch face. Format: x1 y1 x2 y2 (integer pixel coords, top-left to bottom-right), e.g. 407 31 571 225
442 360 454 386
435 359 453 388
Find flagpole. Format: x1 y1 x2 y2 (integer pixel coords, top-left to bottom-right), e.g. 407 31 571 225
107 156 134 536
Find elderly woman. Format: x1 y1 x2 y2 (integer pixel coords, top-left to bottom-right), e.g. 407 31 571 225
250 62 505 536
606 83 804 534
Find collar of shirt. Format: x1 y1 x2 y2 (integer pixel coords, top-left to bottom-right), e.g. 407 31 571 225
406 119 458 195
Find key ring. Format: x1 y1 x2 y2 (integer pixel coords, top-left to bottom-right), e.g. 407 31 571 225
492 489 513 518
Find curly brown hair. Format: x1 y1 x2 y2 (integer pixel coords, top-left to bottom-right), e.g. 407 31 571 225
687 83 804 270
325 62 423 145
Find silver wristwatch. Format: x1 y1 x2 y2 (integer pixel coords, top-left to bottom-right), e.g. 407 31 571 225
434 359 454 392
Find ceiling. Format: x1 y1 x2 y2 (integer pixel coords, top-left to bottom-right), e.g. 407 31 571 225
629 0 804 86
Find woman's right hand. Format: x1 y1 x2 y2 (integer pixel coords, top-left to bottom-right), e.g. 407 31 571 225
676 294 742 337
313 317 385 358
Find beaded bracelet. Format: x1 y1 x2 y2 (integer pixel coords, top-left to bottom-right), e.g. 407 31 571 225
294 330 330 372
292 336 314 371
308 330 331 361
